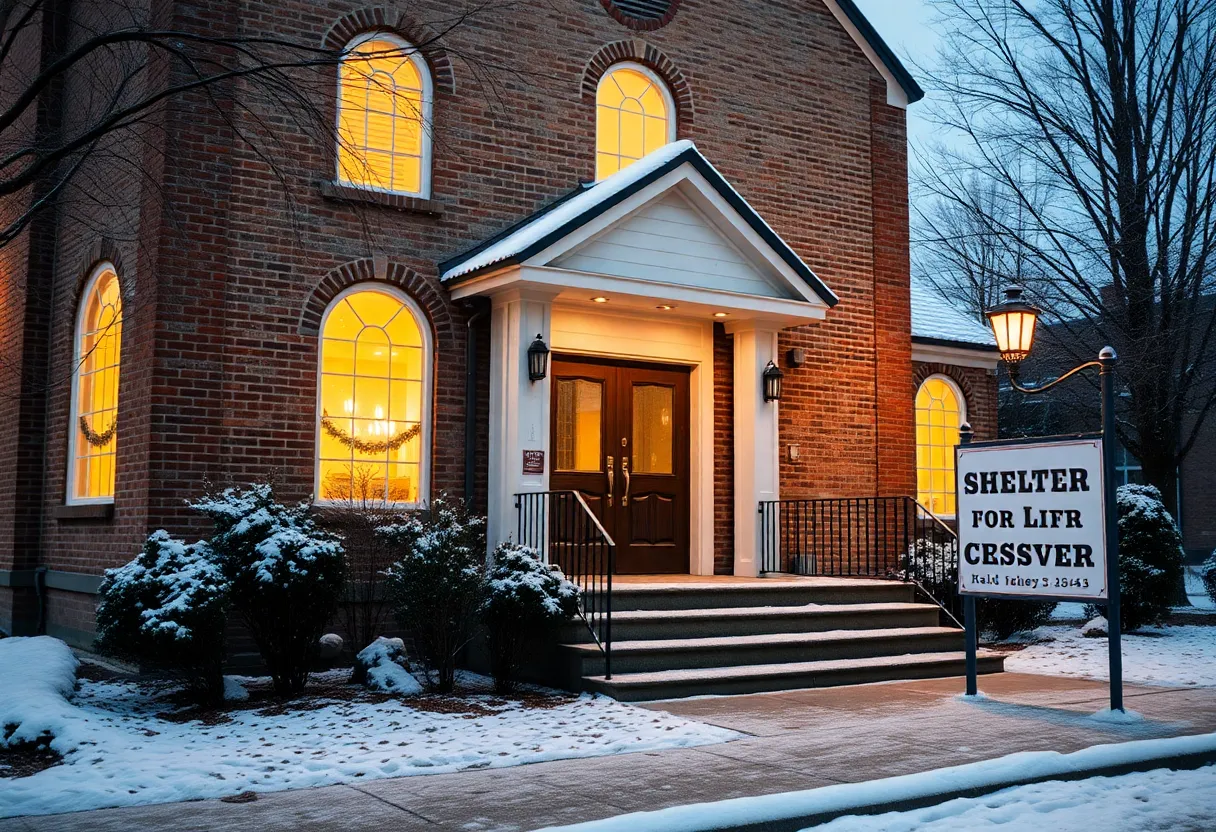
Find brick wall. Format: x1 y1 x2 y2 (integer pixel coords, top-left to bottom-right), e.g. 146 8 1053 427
712 322 733 574
7 0 918 636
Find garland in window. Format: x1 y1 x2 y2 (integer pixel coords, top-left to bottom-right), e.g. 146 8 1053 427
79 416 117 448
320 411 421 454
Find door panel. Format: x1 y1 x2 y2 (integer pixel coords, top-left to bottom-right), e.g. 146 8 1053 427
549 357 690 574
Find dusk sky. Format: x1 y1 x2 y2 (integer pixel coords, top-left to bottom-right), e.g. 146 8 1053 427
851 0 946 150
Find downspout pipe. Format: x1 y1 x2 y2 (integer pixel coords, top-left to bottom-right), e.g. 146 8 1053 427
35 566 48 635
464 304 488 505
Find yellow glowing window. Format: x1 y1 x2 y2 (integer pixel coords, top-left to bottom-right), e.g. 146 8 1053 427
555 379 603 472
596 64 673 180
70 265 122 502
916 377 963 516
337 34 431 196
318 287 429 505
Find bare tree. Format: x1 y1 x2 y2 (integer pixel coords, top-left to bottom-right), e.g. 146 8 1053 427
913 174 1047 324
918 0 1216 516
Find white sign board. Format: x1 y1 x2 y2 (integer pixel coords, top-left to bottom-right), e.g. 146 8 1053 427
956 437 1107 600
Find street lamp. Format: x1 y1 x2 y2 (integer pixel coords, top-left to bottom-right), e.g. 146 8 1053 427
984 287 1124 712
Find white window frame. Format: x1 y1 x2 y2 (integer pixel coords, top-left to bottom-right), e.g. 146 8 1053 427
66 262 122 505
335 31 434 199
595 61 678 177
915 374 967 518
313 283 433 508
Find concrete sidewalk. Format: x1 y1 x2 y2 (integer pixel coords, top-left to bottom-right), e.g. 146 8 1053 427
4 673 1216 832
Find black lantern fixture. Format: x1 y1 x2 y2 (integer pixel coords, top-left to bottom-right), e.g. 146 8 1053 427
985 285 1041 367
527 334 549 382
762 360 784 402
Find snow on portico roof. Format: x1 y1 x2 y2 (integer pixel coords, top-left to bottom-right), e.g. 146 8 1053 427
438 140 839 307
911 277 998 351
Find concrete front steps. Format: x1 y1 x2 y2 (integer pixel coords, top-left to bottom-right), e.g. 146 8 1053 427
562 577 1004 701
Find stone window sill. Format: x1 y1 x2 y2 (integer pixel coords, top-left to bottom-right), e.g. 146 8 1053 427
53 503 114 521
320 181 444 215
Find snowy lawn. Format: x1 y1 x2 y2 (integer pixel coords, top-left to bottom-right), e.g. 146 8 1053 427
0 637 740 818
1002 624 1216 687
806 765 1216 831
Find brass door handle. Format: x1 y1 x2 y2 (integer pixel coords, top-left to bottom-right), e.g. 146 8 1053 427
621 456 630 507
606 456 614 507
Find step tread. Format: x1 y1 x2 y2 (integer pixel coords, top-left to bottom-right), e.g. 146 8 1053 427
564 626 961 655
612 577 897 594
584 650 1004 687
610 602 940 623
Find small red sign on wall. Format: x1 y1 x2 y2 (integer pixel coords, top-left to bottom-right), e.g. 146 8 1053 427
522 450 545 474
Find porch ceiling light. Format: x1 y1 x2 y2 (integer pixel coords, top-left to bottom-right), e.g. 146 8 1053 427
591 296 609 303
763 360 784 402
985 285 1041 366
656 304 675 310
527 334 549 382
713 312 728 318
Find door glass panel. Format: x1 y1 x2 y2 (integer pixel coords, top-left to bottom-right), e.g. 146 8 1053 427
555 378 603 472
632 384 673 474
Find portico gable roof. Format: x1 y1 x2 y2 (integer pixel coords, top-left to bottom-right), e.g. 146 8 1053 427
439 141 839 316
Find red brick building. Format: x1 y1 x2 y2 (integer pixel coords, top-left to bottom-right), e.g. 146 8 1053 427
0 0 998 644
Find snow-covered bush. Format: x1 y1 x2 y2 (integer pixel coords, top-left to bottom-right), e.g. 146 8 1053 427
978 597 1058 640
1 637 78 755
1200 553 1216 607
352 637 422 695
190 483 346 696
482 543 580 693
96 530 230 704
1085 484 1184 632
381 496 486 693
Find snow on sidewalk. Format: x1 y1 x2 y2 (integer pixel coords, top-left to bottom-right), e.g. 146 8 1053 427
1003 624 1216 687
537 732 1216 832
808 765 1216 831
0 637 740 818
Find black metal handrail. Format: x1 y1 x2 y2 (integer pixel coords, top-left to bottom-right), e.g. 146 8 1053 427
515 490 615 679
759 496 961 624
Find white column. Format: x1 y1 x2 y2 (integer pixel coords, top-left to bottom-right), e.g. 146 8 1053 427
729 323 780 577
486 289 557 552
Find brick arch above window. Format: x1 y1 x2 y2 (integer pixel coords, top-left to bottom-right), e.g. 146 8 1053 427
581 40 694 128
75 238 129 303
914 362 978 418
322 7 455 95
299 258 452 341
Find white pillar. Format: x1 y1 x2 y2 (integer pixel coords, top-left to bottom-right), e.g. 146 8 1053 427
729 323 780 577
486 289 557 551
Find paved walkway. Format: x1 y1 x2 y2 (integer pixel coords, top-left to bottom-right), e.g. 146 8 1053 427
4 673 1216 832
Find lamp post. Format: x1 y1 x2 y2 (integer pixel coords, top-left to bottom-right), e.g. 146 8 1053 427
985 286 1123 712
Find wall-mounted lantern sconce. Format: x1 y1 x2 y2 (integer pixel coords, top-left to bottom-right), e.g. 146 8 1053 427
763 360 784 402
527 334 550 382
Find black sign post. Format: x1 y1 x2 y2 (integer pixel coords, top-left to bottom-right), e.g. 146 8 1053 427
958 347 1123 712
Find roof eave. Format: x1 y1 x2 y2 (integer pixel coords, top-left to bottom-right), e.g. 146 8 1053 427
833 0 925 104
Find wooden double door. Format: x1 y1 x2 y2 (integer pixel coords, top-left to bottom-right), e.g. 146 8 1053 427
550 357 690 573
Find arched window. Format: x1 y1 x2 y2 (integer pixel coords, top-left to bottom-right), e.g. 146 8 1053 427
316 285 431 506
916 376 965 516
596 63 675 180
69 264 123 503
336 32 432 197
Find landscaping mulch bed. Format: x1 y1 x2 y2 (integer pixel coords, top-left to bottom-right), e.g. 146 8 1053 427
0 742 63 779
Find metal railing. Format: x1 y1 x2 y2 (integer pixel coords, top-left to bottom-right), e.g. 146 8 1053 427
759 496 961 624
515 491 615 679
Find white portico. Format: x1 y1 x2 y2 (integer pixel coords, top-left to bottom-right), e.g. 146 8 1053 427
440 142 837 576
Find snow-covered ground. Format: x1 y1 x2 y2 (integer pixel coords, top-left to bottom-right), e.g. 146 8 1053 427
1180 566 1216 614
806 765 1216 831
1003 624 1216 687
0 637 740 818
